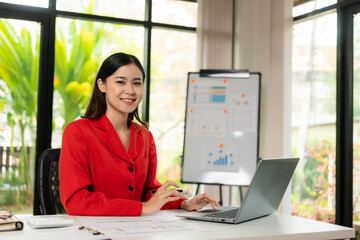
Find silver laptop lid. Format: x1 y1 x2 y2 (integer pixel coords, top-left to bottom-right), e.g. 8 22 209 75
235 157 299 223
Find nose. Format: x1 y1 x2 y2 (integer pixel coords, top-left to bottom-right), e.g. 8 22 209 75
125 83 135 95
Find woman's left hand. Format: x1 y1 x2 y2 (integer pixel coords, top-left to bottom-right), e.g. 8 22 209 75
180 193 220 211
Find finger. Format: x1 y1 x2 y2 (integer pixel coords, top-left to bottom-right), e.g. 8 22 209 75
166 188 186 199
196 193 219 209
156 188 185 201
159 180 180 190
208 195 219 209
199 193 214 203
209 200 217 210
210 195 220 206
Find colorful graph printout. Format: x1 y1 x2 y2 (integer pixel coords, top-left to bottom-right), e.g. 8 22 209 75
201 145 239 172
189 110 226 136
190 80 227 104
229 95 257 132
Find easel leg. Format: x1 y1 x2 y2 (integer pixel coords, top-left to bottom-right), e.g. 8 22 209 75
239 186 243 204
229 186 232 205
219 185 223 206
195 184 200 195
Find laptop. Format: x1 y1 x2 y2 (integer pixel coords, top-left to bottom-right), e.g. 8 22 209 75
178 157 299 224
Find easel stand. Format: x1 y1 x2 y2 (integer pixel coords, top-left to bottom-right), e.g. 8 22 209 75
195 184 247 206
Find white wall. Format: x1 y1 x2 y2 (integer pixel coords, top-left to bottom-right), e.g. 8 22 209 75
234 0 292 160
233 0 293 212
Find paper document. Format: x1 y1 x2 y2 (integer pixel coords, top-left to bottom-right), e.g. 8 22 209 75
77 214 209 237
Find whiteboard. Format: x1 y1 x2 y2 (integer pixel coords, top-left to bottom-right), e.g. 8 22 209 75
181 71 261 186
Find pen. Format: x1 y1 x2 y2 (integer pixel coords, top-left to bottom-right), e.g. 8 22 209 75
79 226 104 236
151 189 183 194
78 226 112 240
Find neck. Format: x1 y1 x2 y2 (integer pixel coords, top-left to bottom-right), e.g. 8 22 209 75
105 111 129 132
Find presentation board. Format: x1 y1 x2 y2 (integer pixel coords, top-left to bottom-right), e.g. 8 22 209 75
181 71 261 186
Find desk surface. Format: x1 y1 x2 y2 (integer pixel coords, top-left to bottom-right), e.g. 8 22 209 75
2 210 355 240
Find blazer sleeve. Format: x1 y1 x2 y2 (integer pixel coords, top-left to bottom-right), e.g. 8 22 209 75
59 122 143 216
141 131 184 210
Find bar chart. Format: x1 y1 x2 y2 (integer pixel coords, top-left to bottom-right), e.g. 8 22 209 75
202 147 239 172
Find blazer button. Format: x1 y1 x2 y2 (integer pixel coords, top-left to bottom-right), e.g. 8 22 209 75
129 166 134 172
128 185 134 191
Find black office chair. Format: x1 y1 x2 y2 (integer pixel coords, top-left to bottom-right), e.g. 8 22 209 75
38 148 66 215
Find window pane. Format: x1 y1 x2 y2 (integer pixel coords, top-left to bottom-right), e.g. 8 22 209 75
0 0 48 8
291 13 337 223
51 18 144 147
56 0 145 21
152 0 197 27
353 12 360 225
293 0 336 17
0 19 40 213
150 28 196 193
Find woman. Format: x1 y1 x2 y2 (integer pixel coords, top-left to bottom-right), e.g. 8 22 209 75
59 52 219 216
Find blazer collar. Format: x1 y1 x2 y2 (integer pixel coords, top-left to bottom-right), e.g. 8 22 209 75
94 114 144 164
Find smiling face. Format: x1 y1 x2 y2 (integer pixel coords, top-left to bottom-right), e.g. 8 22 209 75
97 63 144 120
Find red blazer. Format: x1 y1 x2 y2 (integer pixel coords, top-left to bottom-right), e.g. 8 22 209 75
59 114 182 216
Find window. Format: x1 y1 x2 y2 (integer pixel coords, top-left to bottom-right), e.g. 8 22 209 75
0 0 197 214
0 18 40 213
56 0 145 21
292 0 360 230
0 0 48 8
52 18 145 147
152 0 197 27
291 12 337 223
293 0 336 17
150 28 197 188
354 11 360 225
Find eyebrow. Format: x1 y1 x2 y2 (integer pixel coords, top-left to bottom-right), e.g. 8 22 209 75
115 76 143 81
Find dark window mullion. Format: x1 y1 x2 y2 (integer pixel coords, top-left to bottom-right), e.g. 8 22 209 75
33 0 56 215
142 0 152 123
335 4 355 227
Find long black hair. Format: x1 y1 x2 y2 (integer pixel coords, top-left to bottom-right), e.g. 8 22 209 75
83 52 148 129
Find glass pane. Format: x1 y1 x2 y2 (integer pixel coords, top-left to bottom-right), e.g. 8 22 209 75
56 0 145 21
291 13 337 223
152 0 197 27
0 19 40 213
353 13 360 227
0 0 48 8
51 18 144 147
293 0 336 17
150 28 197 194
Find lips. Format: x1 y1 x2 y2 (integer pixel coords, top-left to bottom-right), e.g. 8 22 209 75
120 98 136 103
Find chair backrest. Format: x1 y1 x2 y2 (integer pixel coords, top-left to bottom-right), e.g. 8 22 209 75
38 148 66 215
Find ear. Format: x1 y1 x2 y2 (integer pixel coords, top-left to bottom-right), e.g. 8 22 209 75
97 78 106 93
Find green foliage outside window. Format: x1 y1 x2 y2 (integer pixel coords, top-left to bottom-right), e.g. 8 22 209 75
291 140 336 223
292 138 360 224
54 19 106 129
0 19 39 208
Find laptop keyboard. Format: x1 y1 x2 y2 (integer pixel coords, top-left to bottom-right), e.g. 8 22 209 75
204 208 239 219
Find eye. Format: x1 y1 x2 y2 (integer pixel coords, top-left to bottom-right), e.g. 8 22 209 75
116 80 125 85
134 81 143 86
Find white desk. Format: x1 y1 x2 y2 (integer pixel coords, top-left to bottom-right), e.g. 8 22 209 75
3 210 355 240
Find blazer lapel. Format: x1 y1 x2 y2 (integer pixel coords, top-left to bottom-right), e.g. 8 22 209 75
128 121 144 162
94 115 133 165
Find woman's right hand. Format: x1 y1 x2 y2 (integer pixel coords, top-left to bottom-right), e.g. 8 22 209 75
142 180 186 214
